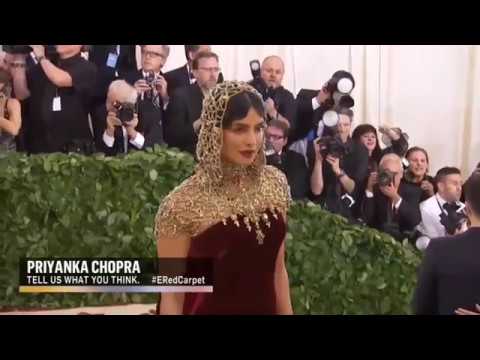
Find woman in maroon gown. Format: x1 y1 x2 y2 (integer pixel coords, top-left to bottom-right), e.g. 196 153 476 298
155 81 293 314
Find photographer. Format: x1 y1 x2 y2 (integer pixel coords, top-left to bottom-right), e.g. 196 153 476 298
309 108 369 220
416 167 467 250
402 146 437 202
265 120 310 200
0 66 21 152
9 45 97 154
249 56 296 130
88 45 138 149
351 123 409 218
362 153 422 242
101 80 163 155
122 45 170 146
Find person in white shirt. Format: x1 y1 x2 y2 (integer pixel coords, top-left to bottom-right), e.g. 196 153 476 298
416 167 466 250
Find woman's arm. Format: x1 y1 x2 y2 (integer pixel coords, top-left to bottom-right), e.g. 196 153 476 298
0 98 22 136
157 233 191 315
274 234 293 315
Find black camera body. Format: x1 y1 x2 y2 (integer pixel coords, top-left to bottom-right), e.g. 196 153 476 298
249 76 278 102
316 136 348 159
114 102 136 124
3 45 33 54
3 45 58 57
248 60 279 102
143 72 157 99
144 72 155 87
377 169 396 187
323 70 355 109
439 208 468 236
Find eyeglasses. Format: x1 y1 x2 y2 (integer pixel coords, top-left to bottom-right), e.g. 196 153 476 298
266 134 284 141
142 50 166 60
198 67 221 73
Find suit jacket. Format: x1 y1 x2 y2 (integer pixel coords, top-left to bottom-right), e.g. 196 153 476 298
267 150 310 200
88 45 137 101
413 227 480 314
164 64 224 98
248 78 297 134
417 194 465 240
164 82 204 154
362 182 422 241
293 88 332 142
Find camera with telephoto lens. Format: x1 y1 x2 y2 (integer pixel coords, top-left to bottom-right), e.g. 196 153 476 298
377 169 396 187
318 71 356 129
248 59 279 102
323 70 355 108
3 45 58 57
316 135 348 159
113 102 136 124
439 206 468 236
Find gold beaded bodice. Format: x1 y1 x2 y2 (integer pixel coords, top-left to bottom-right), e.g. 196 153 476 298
154 81 292 244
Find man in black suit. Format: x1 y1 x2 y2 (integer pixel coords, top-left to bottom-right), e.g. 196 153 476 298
361 153 422 242
123 45 170 146
164 51 220 155
164 45 223 98
265 120 309 200
88 45 138 149
413 170 480 315
249 56 296 132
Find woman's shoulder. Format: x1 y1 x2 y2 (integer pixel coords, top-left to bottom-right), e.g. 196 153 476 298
263 165 288 185
154 174 207 240
262 165 292 209
155 177 194 238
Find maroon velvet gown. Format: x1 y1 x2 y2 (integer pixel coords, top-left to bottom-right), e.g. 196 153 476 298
182 209 287 315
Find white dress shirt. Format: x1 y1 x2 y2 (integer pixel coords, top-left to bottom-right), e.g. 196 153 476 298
416 193 465 244
103 126 145 151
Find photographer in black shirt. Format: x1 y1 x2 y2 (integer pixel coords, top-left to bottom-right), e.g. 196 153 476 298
10 45 97 154
309 107 369 221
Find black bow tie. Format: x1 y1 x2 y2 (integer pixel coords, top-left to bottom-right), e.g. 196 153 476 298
443 202 460 213
189 72 195 80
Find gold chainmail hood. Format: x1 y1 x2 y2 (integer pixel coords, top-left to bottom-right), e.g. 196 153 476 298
155 81 292 244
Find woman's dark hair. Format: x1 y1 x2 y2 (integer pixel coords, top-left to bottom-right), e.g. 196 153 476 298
406 146 430 164
185 45 201 61
352 124 382 161
465 170 480 216
336 107 354 121
222 91 265 129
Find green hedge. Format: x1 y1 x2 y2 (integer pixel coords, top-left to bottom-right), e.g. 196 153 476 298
0 147 420 314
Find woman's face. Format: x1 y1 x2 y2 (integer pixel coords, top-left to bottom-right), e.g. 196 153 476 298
408 150 429 178
221 108 265 166
360 131 377 153
337 114 352 141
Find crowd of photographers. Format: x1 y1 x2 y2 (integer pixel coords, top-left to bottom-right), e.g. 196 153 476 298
1 44 479 252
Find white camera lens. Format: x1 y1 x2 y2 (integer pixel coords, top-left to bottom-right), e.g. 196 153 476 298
323 110 339 127
337 78 353 93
